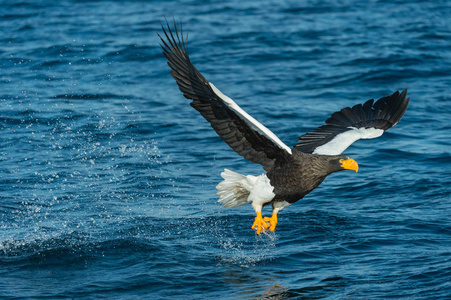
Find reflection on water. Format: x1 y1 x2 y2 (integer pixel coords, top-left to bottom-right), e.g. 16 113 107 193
220 269 287 299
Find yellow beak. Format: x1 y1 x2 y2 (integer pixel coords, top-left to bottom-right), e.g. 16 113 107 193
341 158 359 172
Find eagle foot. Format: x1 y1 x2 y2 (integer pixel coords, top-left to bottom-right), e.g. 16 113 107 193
263 214 278 232
251 212 268 235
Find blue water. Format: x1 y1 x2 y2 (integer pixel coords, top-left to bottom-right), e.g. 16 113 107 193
1 0 450 299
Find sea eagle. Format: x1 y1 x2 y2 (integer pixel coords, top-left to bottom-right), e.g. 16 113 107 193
158 21 409 234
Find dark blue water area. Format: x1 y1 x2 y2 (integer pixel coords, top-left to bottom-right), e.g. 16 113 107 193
1 0 450 299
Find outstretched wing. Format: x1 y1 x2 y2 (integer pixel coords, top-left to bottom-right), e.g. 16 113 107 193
159 20 291 171
294 90 409 155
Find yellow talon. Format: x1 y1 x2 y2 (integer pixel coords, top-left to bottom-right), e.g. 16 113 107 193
263 213 278 231
251 211 268 234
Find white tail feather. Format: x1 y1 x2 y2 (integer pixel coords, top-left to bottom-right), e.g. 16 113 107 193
216 169 252 208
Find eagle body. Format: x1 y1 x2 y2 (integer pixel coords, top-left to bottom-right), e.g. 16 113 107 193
268 152 345 204
159 20 409 234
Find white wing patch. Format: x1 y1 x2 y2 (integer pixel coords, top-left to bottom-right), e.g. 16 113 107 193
313 127 384 155
209 82 292 154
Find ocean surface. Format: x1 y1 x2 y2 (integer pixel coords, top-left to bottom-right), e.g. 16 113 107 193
1 0 450 299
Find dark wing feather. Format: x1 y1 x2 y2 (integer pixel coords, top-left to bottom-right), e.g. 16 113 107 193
294 90 409 154
159 20 291 171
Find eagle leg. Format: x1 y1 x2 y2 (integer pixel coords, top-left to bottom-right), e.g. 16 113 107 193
263 213 278 231
251 211 269 234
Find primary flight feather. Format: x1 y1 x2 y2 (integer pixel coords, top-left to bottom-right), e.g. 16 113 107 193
159 20 409 234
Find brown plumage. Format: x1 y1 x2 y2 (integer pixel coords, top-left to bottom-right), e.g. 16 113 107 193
267 152 347 204
159 20 409 234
